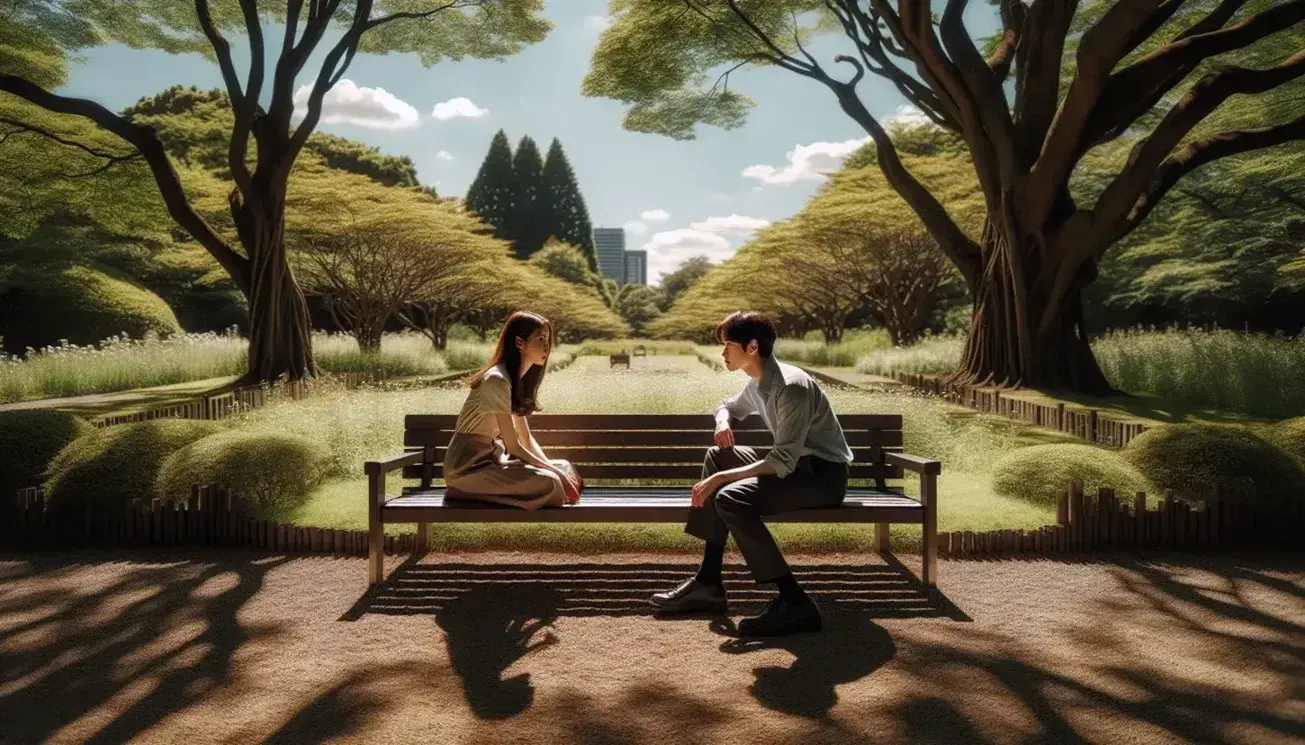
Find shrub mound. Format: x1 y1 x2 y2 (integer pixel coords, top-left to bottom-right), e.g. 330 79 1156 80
991 443 1151 506
0 265 181 355
156 430 330 516
43 419 222 512
1121 423 1305 502
0 410 93 497
1266 416 1305 465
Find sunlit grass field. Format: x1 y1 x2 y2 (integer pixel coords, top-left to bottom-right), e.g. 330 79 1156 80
225 353 1065 553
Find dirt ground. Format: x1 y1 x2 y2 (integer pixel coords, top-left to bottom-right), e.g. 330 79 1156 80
0 548 1301 745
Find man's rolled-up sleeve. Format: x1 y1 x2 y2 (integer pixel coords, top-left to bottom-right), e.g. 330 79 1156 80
763 383 811 478
715 390 756 423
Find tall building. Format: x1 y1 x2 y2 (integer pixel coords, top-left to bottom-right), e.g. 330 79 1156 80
624 250 647 286
593 227 626 283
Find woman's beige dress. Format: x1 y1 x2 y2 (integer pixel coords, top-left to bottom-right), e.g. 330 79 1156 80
442 363 577 510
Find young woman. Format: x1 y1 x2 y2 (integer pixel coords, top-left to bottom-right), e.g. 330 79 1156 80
442 311 582 508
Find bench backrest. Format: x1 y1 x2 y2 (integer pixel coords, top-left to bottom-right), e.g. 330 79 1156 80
401 413 903 488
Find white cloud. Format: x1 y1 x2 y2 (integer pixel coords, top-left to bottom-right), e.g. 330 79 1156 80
436 150 454 161
640 208 670 222
640 228 734 285
885 104 931 128
690 214 771 237
623 220 647 235
584 14 611 31
291 79 420 131
741 136 871 187
431 97 490 121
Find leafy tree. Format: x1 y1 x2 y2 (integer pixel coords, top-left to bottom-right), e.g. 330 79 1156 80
528 237 602 287
1 1 550 384
508 134 546 259
656 256 714 311
288 169 487 351
465 129 517 241
584 0 1305 393
540 138 597 270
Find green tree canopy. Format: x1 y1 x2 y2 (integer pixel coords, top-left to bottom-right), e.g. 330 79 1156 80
465 129 517 241
540 137 597 270
508 134 546 259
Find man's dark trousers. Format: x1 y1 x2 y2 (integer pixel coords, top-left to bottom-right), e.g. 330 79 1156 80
685 445 848 582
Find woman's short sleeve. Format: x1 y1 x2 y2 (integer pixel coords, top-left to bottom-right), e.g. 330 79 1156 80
477 370 512 413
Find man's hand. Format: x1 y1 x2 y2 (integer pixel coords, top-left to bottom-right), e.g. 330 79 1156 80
691 473 723 507
714 420 735 449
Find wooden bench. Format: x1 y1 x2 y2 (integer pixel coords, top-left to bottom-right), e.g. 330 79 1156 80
609 351 630 368
633 344 647 357
363 413 940 588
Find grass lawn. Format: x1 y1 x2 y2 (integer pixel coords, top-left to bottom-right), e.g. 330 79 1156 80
215 354 1071 553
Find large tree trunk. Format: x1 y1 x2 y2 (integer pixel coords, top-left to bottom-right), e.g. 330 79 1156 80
950 221 1113 393
236 201 315 385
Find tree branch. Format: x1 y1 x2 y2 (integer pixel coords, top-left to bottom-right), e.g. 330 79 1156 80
939 0 1017 182
832 0 953 126
287 0 374 165
0 116 139 162
0 74 250 293
1095 48 1305 243
1012 0 1076 170
832 88 983 286
1082 0 1304 149
1118 111 1305 242
986 0 1024 82
1025 0 1163 229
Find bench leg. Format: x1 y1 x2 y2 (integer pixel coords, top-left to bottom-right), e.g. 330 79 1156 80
921 474 938 588
416 522 429 556
368 472 385 587
875 523 891 554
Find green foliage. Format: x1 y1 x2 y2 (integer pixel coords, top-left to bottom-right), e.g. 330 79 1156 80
854 334 965 376
509 135 547 259
540 138 596 270
1121 423 1305 503
612 284 665 335
43 419 223 512
991 444 1152 506
0 410 93 497
1091 327 1305 418
1266 417 1305 465
528 238 602 287
0 263 181 356
156 430 330 515
774 329 893 368
0 330 246 404
656 256 713 310
465 129 517 240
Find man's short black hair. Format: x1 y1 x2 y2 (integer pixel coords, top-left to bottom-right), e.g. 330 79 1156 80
715 311 777 359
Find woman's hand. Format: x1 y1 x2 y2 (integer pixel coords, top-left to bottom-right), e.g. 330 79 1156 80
561 472 582 505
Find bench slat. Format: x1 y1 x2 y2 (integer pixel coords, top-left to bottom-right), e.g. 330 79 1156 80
400 463 902 481
405 413 903 430
405 428 903 448
381 490 924 524
423 446 889 464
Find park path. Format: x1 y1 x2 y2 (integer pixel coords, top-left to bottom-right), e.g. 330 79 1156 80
1 548 1299 745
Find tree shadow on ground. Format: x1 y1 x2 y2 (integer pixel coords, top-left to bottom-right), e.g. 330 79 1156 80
714 604 897 719
0 548 287 745
434 582 563 720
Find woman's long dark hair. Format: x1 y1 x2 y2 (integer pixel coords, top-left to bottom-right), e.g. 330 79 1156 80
470 310 554 415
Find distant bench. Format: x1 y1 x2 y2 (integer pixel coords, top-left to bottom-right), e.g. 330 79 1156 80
610 351 630 368
363 414 940 588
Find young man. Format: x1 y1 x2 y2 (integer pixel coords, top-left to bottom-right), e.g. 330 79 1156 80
651 311 853 636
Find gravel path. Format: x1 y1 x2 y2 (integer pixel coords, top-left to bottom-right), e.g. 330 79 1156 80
1 549 1301 745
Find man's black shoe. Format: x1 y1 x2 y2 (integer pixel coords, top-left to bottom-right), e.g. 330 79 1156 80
649 577 728 613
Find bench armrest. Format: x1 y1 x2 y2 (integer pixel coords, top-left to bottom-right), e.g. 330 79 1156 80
886 451 942 476
364 450 425 477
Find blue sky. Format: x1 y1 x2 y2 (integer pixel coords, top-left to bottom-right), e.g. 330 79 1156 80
58 1 999 284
